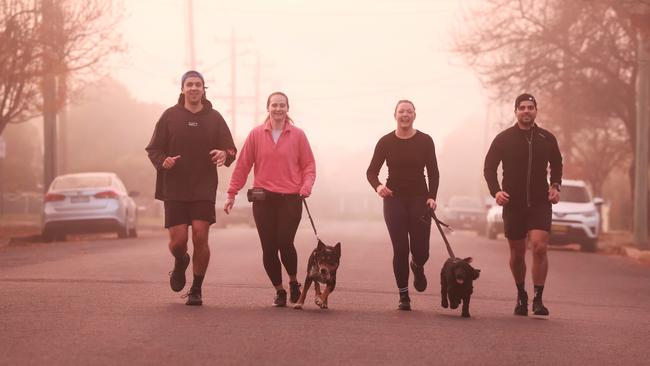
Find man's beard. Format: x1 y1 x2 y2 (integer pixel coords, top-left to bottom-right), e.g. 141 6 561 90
518 116 534 126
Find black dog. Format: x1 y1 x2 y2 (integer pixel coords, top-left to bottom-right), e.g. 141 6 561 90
440 257 480 318
294 240 341 310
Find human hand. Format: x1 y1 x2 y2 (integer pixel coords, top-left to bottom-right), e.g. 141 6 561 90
376 184 394 198
210 149 226 166
495 191 510 206
426 198 437 211
548 187 560 204
162 155 181 169
223 198 234 214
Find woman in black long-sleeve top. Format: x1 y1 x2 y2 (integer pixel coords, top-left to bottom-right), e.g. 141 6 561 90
366 99 439 311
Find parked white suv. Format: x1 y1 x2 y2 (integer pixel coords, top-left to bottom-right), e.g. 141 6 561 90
550 179 603 252
484 179 603 252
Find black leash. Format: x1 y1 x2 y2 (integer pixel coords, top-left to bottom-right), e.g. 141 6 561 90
302 198 320 241
428 208 456 259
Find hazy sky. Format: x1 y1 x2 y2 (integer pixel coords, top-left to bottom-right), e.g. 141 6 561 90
114 0 490 153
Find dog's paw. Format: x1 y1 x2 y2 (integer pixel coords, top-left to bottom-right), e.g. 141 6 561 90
441 300 449 308
294 303 303 310
314 296 323 307
462 312 471 318
319 302 328 310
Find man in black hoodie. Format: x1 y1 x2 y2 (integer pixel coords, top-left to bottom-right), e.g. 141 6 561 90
146 70 236 306
484 93 562 317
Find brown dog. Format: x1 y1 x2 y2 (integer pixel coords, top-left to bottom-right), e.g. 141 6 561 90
294 240 341 310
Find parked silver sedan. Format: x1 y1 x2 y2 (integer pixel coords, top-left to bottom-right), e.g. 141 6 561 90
42 172 138 241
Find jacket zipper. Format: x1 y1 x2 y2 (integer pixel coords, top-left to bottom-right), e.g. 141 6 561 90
526 130 533 208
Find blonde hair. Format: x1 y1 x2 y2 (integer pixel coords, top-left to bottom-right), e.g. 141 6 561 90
394 99 416 114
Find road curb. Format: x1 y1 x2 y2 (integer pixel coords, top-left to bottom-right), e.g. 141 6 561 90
622 247 650 264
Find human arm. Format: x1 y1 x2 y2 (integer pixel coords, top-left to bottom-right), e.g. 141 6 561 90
145 114 170 170
366 138 392 197
297 131 316 197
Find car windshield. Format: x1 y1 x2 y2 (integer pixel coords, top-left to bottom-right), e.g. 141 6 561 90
52 175 111 190
562 185 591 203
448 197 482 209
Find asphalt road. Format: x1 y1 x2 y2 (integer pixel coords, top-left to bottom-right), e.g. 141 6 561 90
1 220 649 365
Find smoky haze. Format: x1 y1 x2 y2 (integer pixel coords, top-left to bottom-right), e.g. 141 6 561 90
5 0 501 221
115 0 490 217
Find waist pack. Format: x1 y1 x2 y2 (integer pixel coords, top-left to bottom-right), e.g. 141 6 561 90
247 188 267 202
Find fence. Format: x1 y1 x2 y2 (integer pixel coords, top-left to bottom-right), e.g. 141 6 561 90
0 192 43 216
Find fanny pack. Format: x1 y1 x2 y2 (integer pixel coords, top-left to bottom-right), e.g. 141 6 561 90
247 188 267 202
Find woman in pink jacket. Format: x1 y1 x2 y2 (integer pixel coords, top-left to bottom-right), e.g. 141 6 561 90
224 91 316 307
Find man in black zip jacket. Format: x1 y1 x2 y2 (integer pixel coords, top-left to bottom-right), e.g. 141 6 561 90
146 70 237 306
484 93 562 317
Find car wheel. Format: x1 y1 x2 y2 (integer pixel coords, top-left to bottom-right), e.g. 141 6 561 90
487 224 497 240
117 224 129 239
581 239 598 253
42 229 54 243
476 224 486 236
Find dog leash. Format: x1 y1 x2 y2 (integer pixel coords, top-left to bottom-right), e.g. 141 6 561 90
302 198 321 241
429 208 456 259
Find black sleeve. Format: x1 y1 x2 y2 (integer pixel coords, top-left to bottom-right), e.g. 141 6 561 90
366 138 386 191
216 113 237 167
483 136 502 197
425 137 440 200
145 113 168 170
548 133 563 186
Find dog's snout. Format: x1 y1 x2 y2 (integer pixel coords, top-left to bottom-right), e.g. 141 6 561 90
320 268 328 275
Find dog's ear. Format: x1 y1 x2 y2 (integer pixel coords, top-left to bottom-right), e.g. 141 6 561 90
473 269 481 280
463 257 473 263
334 242 341 256
317 240 326 250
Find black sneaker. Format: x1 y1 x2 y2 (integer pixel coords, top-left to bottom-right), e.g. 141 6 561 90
273 289 287 307
169 253 190 292
182 287 202 306
289 281 301 304
532 297 549 316
398 293 411 311
410 260 427 292
514 291 528 316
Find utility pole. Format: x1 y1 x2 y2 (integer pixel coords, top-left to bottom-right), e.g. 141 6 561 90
629 2 650 249
41 0 57 192
230 29 237 137
253 52 270 123
214 29 254 141
186 0 196 69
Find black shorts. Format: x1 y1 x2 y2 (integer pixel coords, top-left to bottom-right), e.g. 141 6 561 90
164 200 216 228
502 203 552 240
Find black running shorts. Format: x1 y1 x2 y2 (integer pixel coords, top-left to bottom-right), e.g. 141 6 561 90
502 203 552 240
164 200 216 228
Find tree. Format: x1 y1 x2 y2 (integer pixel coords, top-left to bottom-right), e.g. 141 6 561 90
453 0 648 202
0 0 41 135
0 0 124 135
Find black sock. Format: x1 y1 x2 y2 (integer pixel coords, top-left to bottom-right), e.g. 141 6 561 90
191 274 204 291
534 285 544 300
516 282 526 298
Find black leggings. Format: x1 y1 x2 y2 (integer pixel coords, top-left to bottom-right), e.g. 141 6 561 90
383 195 431 290
252 194 302 286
